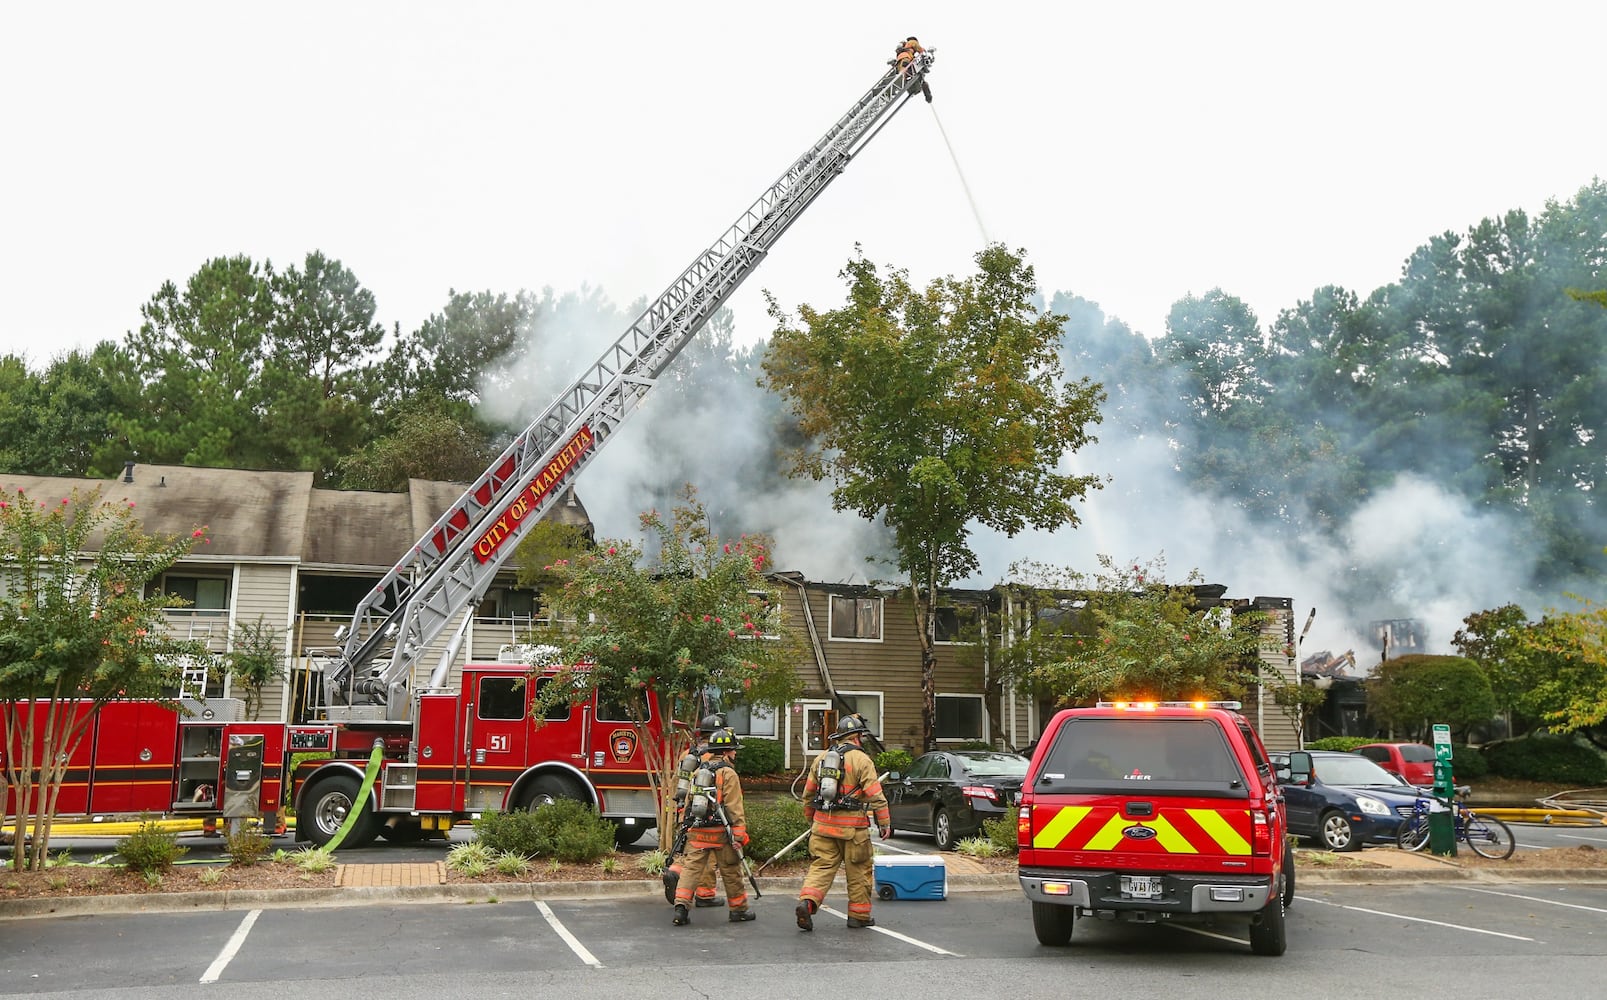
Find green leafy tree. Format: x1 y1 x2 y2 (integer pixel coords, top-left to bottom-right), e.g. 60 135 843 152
335 392 499 490
763 245 1105 749
1516 597 1607 747
116 255 277 468
224 617 285 720
1364 654 1496 741
1452 604 1551 735
0 488 208 870
262 251 386 482
512 517 595 598
1007 556 1268 705
529 486 802 834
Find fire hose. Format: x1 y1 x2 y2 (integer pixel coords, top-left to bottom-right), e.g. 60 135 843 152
322 741 384 852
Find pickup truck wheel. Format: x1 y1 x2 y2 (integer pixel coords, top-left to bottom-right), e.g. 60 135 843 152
1318 810 1357 852
303 773 380 848
1249 894 1287 956
932 808 956 851
1030 900 1076 946
1282 842 1296 907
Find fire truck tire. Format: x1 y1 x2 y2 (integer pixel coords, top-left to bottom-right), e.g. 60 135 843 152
1249 893 1288 956
304 774 380 848
518 774 585 810
612 822 648 847
1030 900 1076 946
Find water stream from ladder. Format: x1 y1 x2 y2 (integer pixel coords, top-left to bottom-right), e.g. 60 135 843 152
928 104 990 246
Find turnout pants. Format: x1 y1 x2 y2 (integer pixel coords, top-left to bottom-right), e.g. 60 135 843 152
797 829 874 922
673 843 750 913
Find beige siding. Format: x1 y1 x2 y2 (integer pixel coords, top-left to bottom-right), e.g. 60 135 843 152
230 563 296 721
1251 605 1302 753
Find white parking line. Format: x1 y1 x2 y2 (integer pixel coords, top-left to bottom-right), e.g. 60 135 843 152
875 842 923 856
1516 843 1550 850
1295 896 1535 941
536 900 603 968
1557 832 1607 844
818 905 962 956
199 909 261 983
1455 886 1607 914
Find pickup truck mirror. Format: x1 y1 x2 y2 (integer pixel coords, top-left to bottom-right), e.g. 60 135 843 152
1288 750 1314 786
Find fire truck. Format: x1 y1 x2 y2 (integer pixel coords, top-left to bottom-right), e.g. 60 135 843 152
3 47 938 849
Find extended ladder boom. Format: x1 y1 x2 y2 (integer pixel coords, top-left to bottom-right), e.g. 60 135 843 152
325 49 937 719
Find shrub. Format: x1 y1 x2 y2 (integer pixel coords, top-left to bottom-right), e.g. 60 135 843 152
637 849 669 876
473 799 617 862
493 851 532 876
743 797 810 863
1448 744 1489 779
956 835 1002 858
446 841 495 873
225 827 271 867
1304 737 1373 752
734 737 784 776
1482 735 1607 784
293 847 336 873
982 815 1018 854
875 749 914 776
115 818 187 874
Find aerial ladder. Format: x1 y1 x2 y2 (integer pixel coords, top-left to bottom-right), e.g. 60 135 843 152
322 46 938 720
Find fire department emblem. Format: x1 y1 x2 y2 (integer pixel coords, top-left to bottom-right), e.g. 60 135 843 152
609 728 638 763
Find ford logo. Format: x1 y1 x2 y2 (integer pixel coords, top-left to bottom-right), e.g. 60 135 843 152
1123 825 1158 841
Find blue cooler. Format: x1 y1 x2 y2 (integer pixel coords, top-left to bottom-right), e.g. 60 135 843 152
874 854 947 900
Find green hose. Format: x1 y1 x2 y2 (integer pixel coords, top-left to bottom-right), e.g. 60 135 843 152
322 743 384 852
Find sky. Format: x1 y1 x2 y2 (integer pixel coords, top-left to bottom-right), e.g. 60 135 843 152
3 2 1602 663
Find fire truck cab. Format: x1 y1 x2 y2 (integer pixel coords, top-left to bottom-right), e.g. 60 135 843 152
1016 701 1292 956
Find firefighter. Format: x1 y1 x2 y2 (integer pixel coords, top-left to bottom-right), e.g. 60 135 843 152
663 713 730 907
795 713 890 930
893 37 933 103
670 727 754 925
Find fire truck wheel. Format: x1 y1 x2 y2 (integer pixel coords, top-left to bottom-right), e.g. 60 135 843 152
518 774 585 810
303 773 380 848
612 822 648 847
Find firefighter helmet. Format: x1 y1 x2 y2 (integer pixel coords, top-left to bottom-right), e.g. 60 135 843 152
699 712 727 734
707 727 743 751
830 713 873 741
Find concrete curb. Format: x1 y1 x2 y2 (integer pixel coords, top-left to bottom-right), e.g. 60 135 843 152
5 869 1606 921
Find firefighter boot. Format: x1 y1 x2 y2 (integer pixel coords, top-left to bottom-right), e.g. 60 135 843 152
673 904 691 926
795 899 815 931
694 894 726 908
662 868 678 905
728 908 756 923
847 915 877 929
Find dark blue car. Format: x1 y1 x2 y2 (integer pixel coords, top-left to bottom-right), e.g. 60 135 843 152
1272 750 1422 851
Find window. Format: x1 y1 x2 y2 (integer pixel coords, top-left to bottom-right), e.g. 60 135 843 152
829 596 882 641
534 677 571 721
745 590 782 638
161 575 229 615
935 694 983 741
907 754 948 780
835 693 882 740
932 604 980 644
477 676 524 721
478 586 539 621
725 703 776 737
598 691 650 723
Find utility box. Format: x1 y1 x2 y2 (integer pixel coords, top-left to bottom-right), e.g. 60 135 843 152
874 854 947 900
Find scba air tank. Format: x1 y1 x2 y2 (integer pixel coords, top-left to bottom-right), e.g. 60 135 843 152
817 747 843 802
688 765 716 820
675 750 700 800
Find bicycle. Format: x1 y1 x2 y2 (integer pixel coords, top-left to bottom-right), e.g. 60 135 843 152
1396 786 1515 859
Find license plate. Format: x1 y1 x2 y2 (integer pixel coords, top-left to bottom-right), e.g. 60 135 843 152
1121 876 1163 899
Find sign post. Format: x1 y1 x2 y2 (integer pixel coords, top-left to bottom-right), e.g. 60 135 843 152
1428 724 1456 857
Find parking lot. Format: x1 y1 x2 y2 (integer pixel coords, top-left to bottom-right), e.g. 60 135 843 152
4 881 1605 998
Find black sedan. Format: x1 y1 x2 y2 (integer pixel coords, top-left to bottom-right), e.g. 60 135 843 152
1272 750 1423 851
886 751 1028 851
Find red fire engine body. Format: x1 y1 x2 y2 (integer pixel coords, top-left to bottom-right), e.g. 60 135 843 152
3 46 938 847
3 665 665 847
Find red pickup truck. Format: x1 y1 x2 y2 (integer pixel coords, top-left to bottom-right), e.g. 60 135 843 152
1016 701 1293 956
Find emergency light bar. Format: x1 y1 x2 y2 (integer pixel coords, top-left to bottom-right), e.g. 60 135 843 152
1097 700 1243 711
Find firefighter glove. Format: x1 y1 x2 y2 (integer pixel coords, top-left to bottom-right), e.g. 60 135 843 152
732 826 749 847
878 825 892 839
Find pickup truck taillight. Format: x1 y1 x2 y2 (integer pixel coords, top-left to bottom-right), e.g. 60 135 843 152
1252 809 1271 855
1017 804 1031 842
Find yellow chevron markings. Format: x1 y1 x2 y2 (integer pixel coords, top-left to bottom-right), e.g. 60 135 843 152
1186 808 1251 855
1032 805 1091 849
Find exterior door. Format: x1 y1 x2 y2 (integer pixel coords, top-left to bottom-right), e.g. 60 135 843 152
462 671 530 801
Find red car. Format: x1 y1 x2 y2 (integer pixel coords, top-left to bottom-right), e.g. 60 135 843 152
1352 742 1437 786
